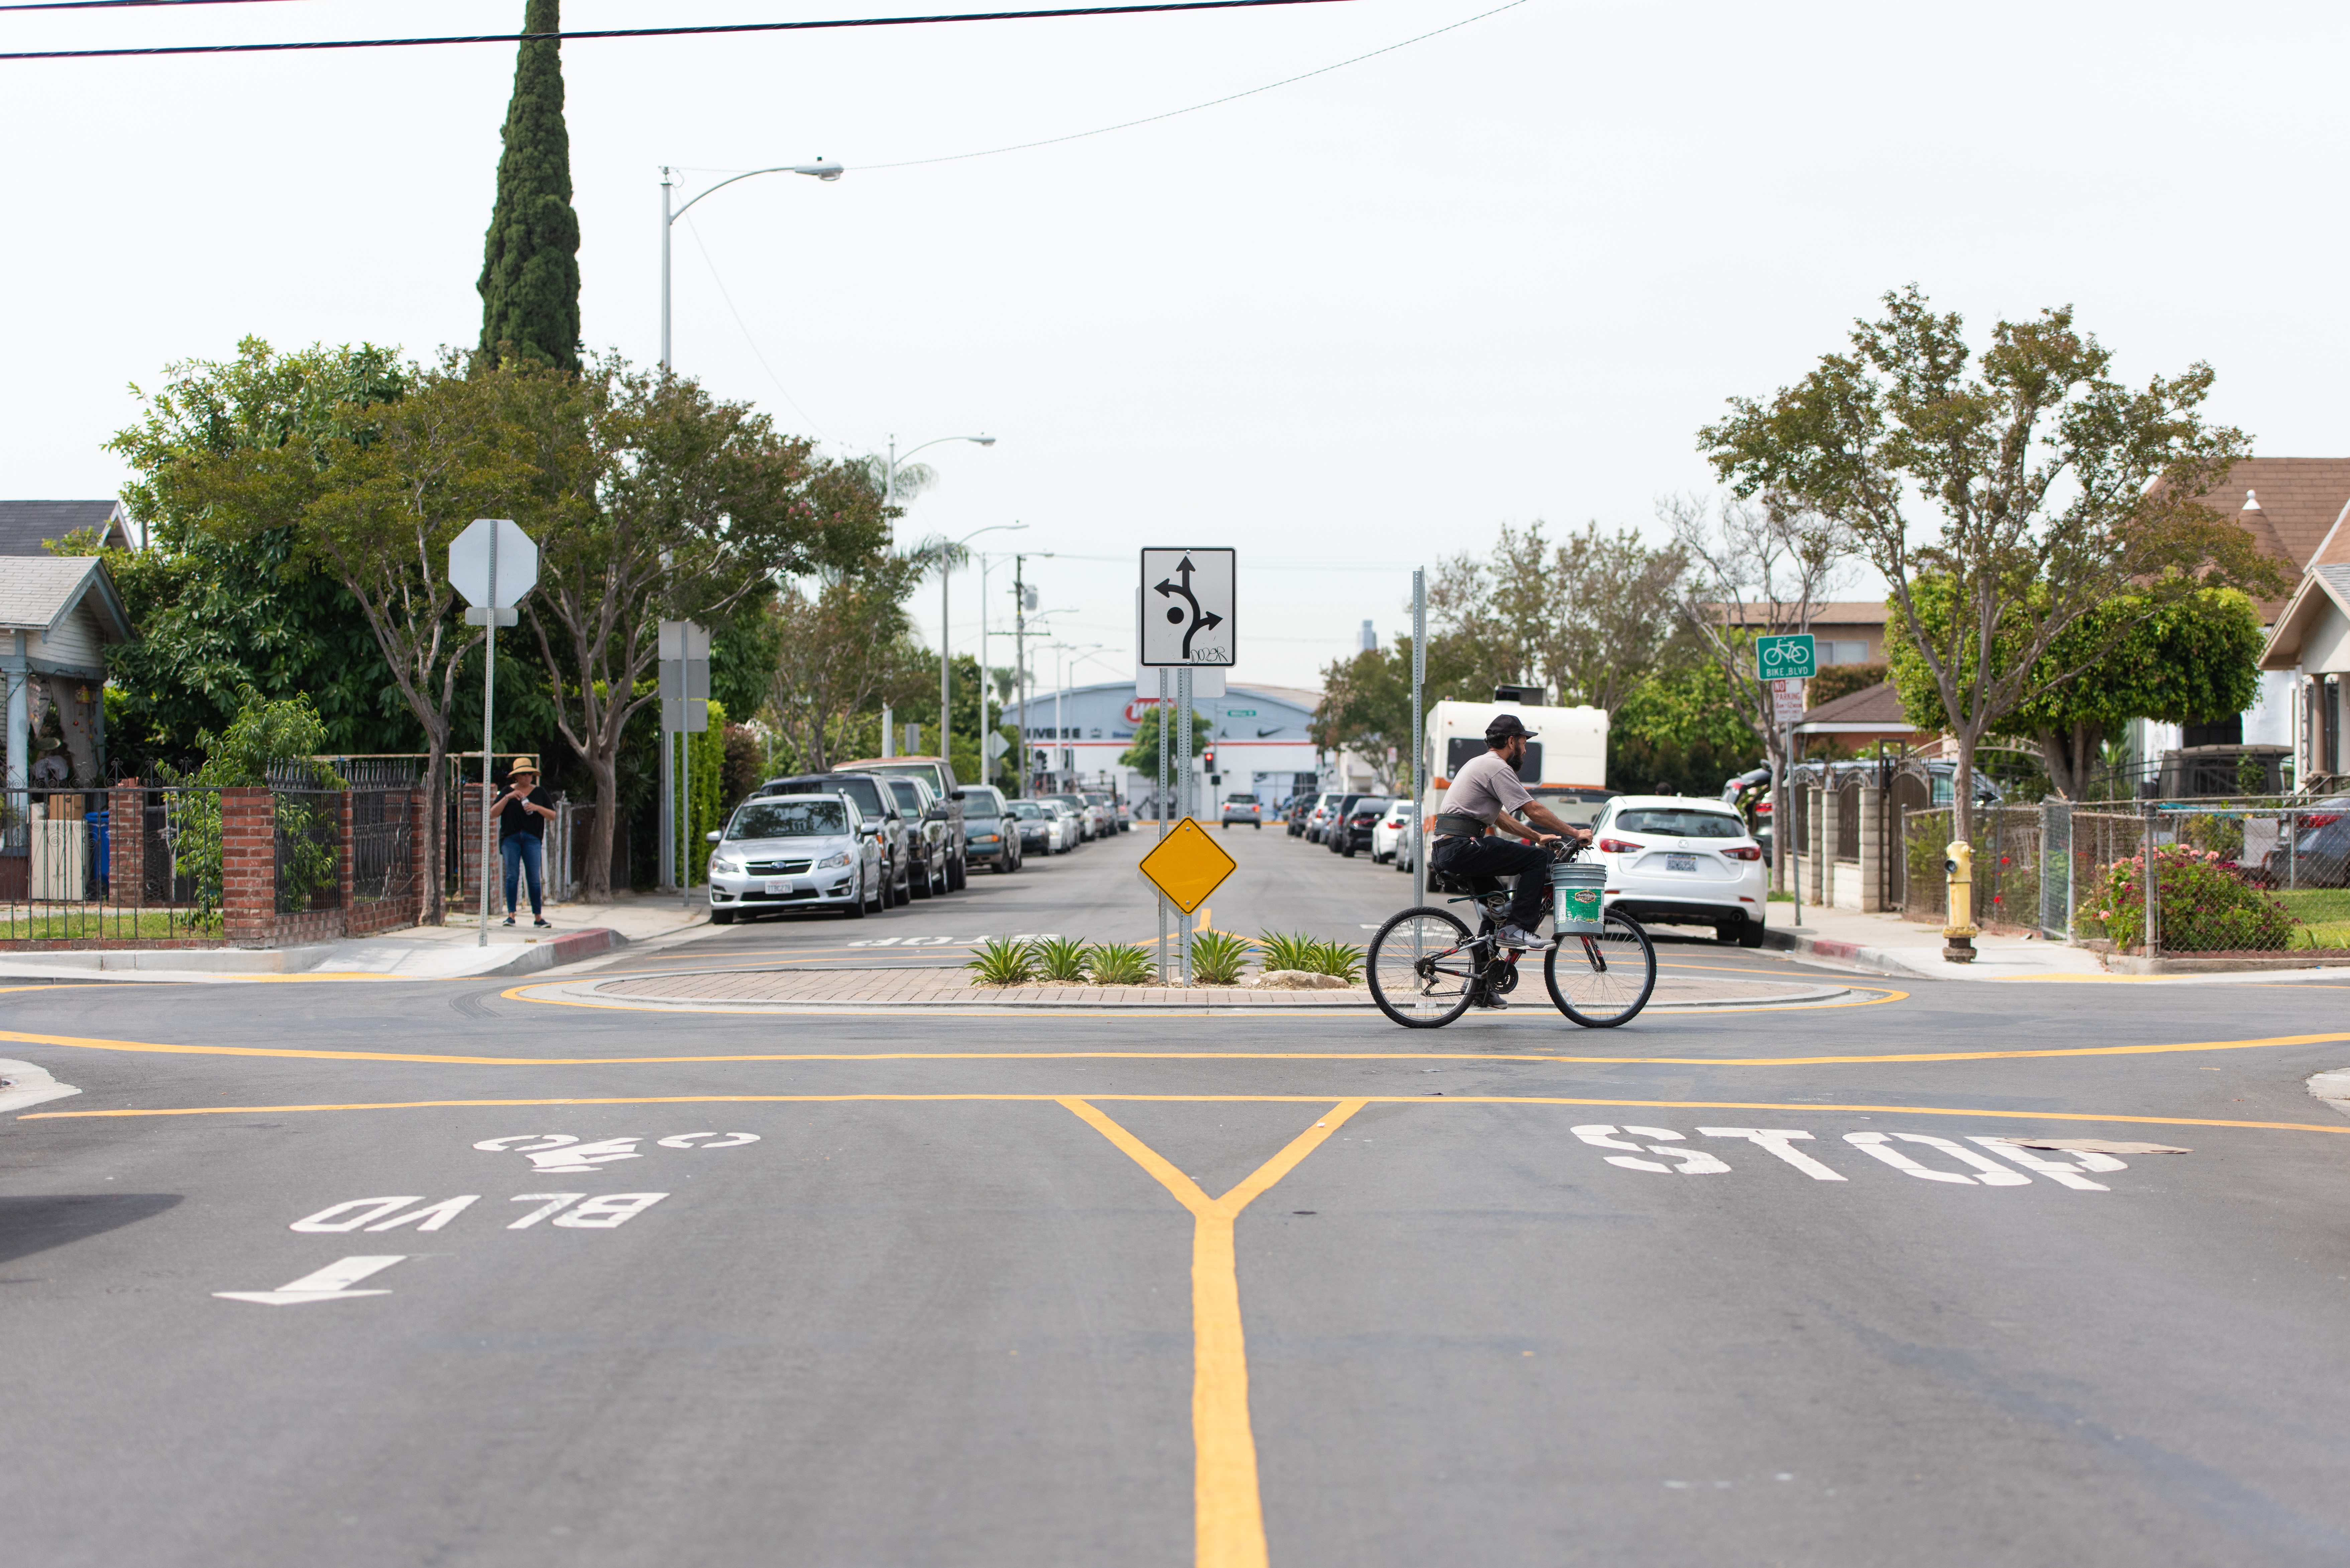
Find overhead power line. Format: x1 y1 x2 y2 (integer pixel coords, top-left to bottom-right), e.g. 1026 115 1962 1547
0 0 1353 59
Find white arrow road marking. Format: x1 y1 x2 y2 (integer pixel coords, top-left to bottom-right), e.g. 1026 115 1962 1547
1698 1127 1848 1181
215 1255 405 1306
0 1059 80 1114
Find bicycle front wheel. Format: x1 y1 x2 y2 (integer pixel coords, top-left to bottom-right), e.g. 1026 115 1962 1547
1368 907 1478 1029
1544 911 1657 1027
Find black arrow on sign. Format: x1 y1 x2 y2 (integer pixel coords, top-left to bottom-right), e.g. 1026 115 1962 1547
1153 553 1224 660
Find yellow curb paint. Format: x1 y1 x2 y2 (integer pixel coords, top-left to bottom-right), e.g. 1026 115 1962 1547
1062 1097 1365 1568
23 1092 2350 1137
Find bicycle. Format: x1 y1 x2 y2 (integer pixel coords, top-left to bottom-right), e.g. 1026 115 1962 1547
1366 840 1657 1029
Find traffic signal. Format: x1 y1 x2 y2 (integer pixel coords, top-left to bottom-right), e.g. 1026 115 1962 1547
1203 744 1216 772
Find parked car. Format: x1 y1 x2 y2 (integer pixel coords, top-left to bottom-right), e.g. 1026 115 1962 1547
874 775 950 898
1370 799 1412 863
1040 793 1099 841
1219 793 1263 828
2256 797 2350 887
1295 792 1336 839
1007 799 1070 856
1334 797 1388 857
1588 795 1767 946
1325 794 1375 853
1040 798 1087 851
958 785 1021 874
833 755 969 889
1113 797 1134 833
706 792 883 923
1084 792 1128 834
758 771 914 907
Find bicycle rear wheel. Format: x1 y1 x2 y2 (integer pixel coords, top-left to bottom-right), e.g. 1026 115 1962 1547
1543 911 1657 1027
1368 907 1478 1028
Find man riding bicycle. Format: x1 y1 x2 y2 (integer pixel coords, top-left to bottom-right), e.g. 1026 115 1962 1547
1428 713 1592 955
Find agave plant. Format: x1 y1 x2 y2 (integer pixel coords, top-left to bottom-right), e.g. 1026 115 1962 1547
1190 929 1252 986
966 936 1037 986
1086 942 1157 986
1255 931 1321 973
1034 935 1091 982
1308 939 1364 984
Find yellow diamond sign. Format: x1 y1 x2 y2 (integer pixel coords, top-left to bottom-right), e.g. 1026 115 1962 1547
1138 817 1237 915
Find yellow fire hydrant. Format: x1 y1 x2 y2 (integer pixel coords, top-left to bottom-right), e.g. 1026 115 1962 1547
1942 839 1978 963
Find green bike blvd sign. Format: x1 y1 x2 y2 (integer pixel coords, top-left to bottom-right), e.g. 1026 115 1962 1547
1755 633 1816 681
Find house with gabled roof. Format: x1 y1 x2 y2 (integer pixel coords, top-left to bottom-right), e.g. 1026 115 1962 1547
2255 491 2350 788
0 499 142 556
3 556 134 804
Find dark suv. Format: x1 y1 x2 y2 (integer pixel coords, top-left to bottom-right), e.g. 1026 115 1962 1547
1334 797 1388 858
757 773 914 907
834 756 969 889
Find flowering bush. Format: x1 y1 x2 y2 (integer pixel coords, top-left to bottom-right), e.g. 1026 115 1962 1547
2079 844 2296 953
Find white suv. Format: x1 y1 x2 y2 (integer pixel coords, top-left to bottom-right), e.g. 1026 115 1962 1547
1588 796 1767 946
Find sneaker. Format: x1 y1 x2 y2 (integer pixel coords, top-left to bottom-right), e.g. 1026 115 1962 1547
1497 924 1540 950
501 916 516 927
533 919 552 929
1474 991 1509 1009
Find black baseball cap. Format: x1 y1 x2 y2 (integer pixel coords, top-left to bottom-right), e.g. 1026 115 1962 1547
1485 713 1537 743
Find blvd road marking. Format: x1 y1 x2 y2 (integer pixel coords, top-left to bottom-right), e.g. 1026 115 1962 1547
473 1132 761 1172
215 1255 405 1306
1063 1097 1363 1568
289 1193 668 1232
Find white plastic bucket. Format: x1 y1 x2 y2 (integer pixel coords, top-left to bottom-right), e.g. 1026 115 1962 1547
1550 861 1606 935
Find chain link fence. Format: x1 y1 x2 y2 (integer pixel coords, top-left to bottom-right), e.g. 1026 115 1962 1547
2064 803 2350 956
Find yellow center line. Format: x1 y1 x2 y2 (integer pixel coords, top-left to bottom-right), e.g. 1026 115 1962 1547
22 1091 2350 1136
1064 1097 1363 1568
10 1022 2346 1070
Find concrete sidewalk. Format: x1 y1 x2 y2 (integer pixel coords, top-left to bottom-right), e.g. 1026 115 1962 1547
1761 902 2350 985
0 893 707 984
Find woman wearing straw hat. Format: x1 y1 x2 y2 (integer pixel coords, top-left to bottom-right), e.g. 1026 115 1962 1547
490 757 557 928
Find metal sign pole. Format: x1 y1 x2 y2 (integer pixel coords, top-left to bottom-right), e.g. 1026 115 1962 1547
1411 567 1427 914
1157 665 1170 979
477 538 497 947
1178 664 1193 987
680 723 691 911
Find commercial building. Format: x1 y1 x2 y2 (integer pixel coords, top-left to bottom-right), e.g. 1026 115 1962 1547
1008 679 1324 806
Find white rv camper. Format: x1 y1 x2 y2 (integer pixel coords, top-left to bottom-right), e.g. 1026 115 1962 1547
1418 692 1612 832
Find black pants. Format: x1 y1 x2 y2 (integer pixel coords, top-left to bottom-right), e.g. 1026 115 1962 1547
1431 834 1550 932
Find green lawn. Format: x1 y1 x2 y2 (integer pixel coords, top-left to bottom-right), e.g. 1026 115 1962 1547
0 908 219 942
2275 889 2350 951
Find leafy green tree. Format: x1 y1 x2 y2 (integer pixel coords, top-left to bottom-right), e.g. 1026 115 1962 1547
477 0 581 371
1309 634 1487 795
765 544 941 776
1886 579 2263 799
1118 701 1213 773
1426 520 1686 713
1701 285 2284 839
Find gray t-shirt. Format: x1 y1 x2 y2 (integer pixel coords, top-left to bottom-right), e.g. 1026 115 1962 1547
1444 749 1533 828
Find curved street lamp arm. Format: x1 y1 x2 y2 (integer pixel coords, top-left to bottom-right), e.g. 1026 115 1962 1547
671 162 841 223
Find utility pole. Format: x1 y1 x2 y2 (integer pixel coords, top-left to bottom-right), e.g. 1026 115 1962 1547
1013 554 1028 798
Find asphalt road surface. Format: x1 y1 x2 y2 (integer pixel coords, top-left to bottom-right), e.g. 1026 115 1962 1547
7 822 2350 1567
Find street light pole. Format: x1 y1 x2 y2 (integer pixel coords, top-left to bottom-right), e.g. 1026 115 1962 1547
659 158 842 372
939 521 1022 769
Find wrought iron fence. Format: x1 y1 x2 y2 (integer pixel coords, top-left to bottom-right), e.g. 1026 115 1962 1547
350 789 413 903
0 783 225 942
272 789 343 914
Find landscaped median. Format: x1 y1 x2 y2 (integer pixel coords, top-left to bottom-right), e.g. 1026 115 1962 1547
544 966 1850 1012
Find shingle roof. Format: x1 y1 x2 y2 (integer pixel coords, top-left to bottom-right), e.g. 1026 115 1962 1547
1714 600 1888 626
1798 680 1911 727
0 499 129 556
0 556 133 640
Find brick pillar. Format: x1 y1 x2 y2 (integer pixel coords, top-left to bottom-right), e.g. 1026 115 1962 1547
220 786 276 947
110 783 144 904
1858 783 1883 912
457 786 484 909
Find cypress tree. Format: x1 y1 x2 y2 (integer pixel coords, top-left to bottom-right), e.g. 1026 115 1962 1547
476 0 581 371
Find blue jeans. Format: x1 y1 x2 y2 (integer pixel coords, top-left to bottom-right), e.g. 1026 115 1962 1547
501 834 544 919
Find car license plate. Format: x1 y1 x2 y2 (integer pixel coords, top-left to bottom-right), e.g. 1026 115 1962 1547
1666 854 1697 873
764 878 794 894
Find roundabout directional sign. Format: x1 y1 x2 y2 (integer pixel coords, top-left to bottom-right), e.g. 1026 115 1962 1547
1138 817 1236 914
1140 547 1235 666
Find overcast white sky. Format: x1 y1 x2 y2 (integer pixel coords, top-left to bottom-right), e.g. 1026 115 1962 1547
5 0 2346 690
